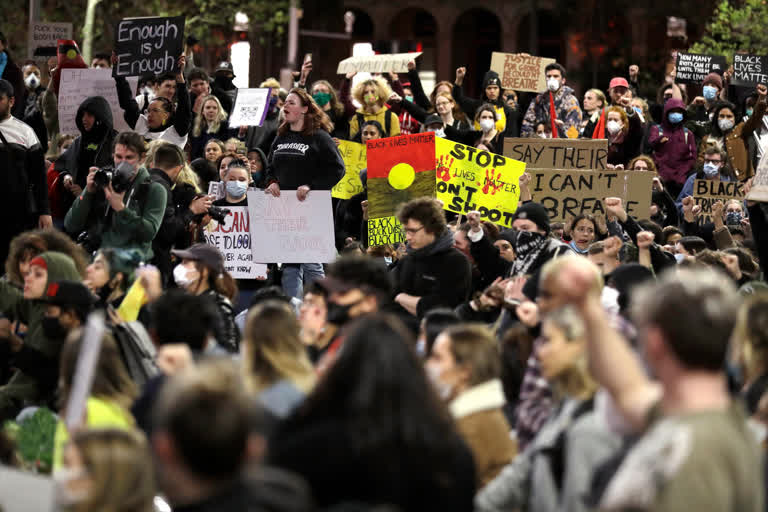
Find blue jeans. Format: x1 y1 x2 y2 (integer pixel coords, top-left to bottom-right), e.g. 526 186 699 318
281 263 325 299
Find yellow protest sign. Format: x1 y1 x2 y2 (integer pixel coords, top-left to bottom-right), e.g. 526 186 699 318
333 140 366 200
435 137 526 228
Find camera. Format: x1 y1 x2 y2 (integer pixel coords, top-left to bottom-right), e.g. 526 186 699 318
208 206 231 224
93 162 134 193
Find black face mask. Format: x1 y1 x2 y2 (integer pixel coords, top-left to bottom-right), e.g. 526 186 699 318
326 301 354 326
42 316 68 340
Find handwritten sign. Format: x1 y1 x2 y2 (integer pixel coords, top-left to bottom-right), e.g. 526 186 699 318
202 206 267 279
208 181 224 200
333 140 366 200
367 216 405 246
529 169 653 222
674 52 727 85
228 88 271 128
337 52 422 74
113 16 185 77
504 138 608 171
65 312 106 431
693 179 746 224
247 190 336 263
435 137 526 228
28 22 72 58
748 152 768 202
733 54 768 87
490 52 555 93
58 68 138 136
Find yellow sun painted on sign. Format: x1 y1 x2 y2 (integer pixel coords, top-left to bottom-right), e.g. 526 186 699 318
388 163 415 190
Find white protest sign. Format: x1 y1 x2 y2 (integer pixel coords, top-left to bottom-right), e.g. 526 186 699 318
208 181 224 200
202 206 267 279
247 190 337 263
228 88 271 128
58 68 138 136
337 52 422 74
0 467 55 512
65 311 106 431
28 22 72 58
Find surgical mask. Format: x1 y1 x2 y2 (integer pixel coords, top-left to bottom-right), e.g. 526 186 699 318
674 253 686 264
225 180 248 198
747 108 754 117
702 85 718 101
726 211 743 225
702 162 720 177
25 74 40 90
42 316 68 340
405 95 413 102
434 128 445 138
537 133 548 139
479 119 495 132
364 92 378 105
668 112 683 124
269 95 278 110
383 256 393 265
633 106 643 116
326 300 355 326
312 92 331 106
718 118 734 132
425 364 453 401
546 77 560 92
606 120 621 135
173 264 197 288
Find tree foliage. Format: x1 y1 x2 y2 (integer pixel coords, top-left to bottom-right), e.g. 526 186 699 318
690 0 768 60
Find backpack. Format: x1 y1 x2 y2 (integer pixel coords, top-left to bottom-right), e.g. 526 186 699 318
113 321 160 388
355 109 395 140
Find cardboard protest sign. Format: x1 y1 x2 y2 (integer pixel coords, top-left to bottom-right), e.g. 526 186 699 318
693 179 746 224
337 52 422 74
748 152 768 202
58 68 138 135
733 54 768 87
504 138 608 171
674 52 727 85
202 206 268 279
28 22 72 58
333 140 366 200
366 132 436 245
113 16 185 77
529 169 654 222
247 190 336 263
435 137 526 228
65 311 106 431
228 88 271 128
490 52 555 93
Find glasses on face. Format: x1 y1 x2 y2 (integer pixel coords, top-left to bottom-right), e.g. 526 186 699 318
404 225 424 235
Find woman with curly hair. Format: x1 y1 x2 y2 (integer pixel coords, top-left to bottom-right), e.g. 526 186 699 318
188 95 235 160
265 88 345 298
349 77 401 140
627 154 657 172
5 229 88 287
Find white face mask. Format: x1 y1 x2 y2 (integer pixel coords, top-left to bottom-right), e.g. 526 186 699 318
479 118 495 132
425 364 453 401
547 77 560 92
173 264 197 288
718 118 734 132
606 120 622 135
434 128 446 138
24 74 40 90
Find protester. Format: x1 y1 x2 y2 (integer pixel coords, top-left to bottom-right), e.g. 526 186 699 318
520 63 582 138
213 157 251 207
0 33 24 116
210 60 237 114
83 248 140 309
244 78 281 155
189 95 235 160
452 68 519 137
349 76 401 140
190 138 225 190
649 97 697 198
4 228 88 288
19 61 48 152
187 67 212 114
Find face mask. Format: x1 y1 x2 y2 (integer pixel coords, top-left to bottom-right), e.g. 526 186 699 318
42 316 68 340
405 95 413 102
747 108 754 117
364 93 378 105
546 77 560 92
702 85 718 101
668 112 683 124
173 264 197 288
537 133 548 139
383 256 392 265
326 301 355 326
434 128 445 138
718 118 734 132
269 95 278 110
312 92 331 107
726 211 743 225
514 230 544 252
25 74 40 90
674 253 686 264
226 180 248 198
702 162 720 177
425 364 453 401
606 120 622 135
479 119 495 132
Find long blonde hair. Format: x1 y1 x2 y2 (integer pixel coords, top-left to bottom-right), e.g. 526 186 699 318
192 95 228 138
242 301 316 394
67 429 155 512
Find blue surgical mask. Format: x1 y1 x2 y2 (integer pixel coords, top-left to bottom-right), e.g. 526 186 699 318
633 106 643 116
703 162 720 177
226 180 248 198
747 108 754 117
668 112 684 124
702 85 717 101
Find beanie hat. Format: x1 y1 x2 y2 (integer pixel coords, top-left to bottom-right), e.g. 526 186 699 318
512 202 550 234
29 251 82 287
703 72 723 90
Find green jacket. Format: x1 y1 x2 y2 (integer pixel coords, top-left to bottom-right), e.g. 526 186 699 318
64 167 167 259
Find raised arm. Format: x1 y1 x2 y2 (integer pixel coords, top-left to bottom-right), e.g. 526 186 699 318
173 55 191 137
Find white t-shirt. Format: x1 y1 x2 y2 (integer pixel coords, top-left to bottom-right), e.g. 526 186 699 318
134 115 188 149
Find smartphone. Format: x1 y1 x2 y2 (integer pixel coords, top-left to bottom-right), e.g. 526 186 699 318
304 53 312 65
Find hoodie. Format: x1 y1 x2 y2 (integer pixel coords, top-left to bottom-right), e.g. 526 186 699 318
648 98 697 185
452 70 520 137
0 251 82 419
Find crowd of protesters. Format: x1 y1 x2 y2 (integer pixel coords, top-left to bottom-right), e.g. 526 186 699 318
1 25 768 511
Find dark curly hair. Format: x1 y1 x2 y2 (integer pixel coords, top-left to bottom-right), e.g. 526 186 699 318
397 198 447 236
6 229 89 286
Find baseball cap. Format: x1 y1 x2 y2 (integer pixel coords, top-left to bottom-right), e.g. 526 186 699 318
609 77 629 89
171 244 225 274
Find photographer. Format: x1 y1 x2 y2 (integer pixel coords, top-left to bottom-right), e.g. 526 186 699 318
63 131 167 259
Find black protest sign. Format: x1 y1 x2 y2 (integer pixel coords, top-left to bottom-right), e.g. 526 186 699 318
674 52 727 85
113 16 185 77
733 54 768 87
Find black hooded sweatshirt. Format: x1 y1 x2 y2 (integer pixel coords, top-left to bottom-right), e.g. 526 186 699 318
452 70 520 138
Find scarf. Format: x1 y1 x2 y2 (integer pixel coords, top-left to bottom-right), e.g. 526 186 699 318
511 232 548 276
592 108 606 139
0 52 7 79
549 92 559 139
